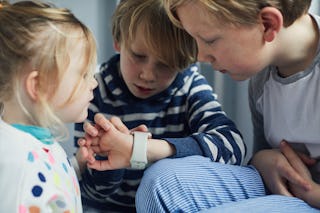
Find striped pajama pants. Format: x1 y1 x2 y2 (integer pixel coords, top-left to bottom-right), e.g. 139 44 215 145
136 156 318 213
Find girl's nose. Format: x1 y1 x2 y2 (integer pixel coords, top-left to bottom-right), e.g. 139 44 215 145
91 77 98 90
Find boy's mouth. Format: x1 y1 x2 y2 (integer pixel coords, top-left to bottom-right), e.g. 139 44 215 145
219 69 227 74
136 85 153 92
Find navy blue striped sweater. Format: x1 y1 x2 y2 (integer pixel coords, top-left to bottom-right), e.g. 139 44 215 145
74 54 246 212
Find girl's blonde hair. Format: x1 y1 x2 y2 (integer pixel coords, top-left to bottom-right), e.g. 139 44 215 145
112 0 197 72
0 0 97 138
164 0 312 28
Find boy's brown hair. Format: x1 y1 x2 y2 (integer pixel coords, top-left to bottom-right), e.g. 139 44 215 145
164 0 312 27
112 0 197 71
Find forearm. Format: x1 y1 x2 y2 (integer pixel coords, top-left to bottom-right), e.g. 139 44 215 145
146 139 175 163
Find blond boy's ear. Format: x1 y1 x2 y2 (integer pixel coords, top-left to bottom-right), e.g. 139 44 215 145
259 7 283 42
25 71 39 101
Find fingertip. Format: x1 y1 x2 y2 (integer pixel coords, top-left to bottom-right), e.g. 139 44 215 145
95 114 111 131
141 124 148 132
84 122 99 136
78 138 85 146
280 140 287 147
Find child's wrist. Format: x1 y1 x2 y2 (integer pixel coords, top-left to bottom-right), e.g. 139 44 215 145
147 139 175 162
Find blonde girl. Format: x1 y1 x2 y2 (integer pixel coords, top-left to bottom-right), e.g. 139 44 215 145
0 0 97 212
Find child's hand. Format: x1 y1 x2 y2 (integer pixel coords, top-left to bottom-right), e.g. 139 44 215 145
86 121 133 170
280 141 320 208
251 148 309 197
84 113 148 139
77 138 97 164
81 113 150 170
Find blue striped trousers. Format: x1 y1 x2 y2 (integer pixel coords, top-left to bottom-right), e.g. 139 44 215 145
136 156 318 213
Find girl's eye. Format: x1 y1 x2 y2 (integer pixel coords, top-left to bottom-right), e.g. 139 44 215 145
83 72 93 80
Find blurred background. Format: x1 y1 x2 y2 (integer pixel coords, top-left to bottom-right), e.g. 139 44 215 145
49 0 320 163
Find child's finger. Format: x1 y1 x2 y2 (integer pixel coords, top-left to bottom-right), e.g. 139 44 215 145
297 152 316 166
77 138 87 147
94 113 112 131
276 179 294 197
280 141 311 190
87 159 113 171
110 116 130 134
280 141 308 173
83 122 99 136
131 124 148 133
280 163 309 191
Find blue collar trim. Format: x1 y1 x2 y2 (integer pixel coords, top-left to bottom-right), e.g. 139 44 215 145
11 124 54 145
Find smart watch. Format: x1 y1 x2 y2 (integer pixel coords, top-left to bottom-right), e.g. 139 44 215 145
130 131 151 169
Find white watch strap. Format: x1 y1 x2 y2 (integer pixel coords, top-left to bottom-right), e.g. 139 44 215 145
130 131 150 169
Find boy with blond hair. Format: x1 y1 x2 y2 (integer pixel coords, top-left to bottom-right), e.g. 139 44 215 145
134 0 320 212
74 0 245 212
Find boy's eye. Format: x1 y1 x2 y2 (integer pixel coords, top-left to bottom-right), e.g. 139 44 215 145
130 49 146 59
201 36 219 46
157 63 170 71
204 39 215 45
132 52 145 59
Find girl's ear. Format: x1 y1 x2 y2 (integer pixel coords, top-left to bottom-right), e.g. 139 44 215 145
113 40 121 52
259 7 283 42
25 71 39 101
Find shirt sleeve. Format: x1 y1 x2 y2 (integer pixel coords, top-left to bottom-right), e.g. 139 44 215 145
248 73 272 154
164 73 246 165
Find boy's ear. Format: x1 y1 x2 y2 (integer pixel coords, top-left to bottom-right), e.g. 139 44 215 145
25 71 39 101
259 7 283 42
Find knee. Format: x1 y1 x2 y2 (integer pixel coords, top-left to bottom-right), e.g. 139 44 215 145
136 159 175 212
137 158 175 194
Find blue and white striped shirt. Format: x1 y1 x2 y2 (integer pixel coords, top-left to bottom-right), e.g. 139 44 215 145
74 54 246 212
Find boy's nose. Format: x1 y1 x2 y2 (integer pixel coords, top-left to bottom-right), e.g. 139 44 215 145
196 41 216 63
139 67 156 82
197 49 216 65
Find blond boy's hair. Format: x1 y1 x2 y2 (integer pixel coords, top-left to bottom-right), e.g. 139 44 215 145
164 0 312 27
112 0 197 72
0 0 97 136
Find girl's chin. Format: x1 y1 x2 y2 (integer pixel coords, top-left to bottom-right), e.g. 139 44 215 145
75 112 88 123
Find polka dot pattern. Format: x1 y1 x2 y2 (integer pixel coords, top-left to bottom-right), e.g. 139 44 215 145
2 123 82 212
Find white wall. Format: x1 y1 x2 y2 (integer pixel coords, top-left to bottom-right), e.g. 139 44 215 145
48 0 117 64
310 0 320 14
